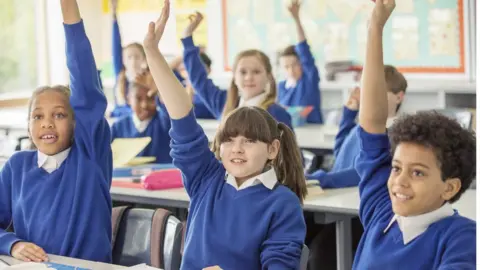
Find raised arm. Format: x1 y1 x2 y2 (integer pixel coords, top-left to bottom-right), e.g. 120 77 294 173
143 1 222 198
61 0 111 162
288 0 319 81
355 0 396 229
359 0 395 134
182 12 226 118
334 88 360 157
111 0 123 78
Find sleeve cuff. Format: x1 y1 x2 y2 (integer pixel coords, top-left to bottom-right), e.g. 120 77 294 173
170 109 199 136
342 106 359 119
295 40 309 53
63 20 87 41
357 127 390 151
0 234 21 256
181 36 195 49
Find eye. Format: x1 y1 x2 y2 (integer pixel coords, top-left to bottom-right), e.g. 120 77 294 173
55 113 66 119
32 114 42 120
391 165 401 173
413 170 425 177
245 139 255 143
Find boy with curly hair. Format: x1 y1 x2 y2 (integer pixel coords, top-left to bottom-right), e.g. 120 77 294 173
353 1 476 269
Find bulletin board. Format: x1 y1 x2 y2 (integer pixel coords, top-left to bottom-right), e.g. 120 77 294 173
222 0 468 74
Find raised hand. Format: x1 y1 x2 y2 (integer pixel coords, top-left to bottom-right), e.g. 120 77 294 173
345 87 360 111
182 12 204 38
287 0 301 20
111 0 118 13
143 0 170 51
370 0 396 29
11 242 49 262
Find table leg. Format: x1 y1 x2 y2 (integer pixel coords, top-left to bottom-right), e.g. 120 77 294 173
336 218 352 270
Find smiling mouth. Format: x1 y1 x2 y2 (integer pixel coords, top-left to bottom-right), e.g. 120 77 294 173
231 158 246 164
40 134 58 144
392 192 413 201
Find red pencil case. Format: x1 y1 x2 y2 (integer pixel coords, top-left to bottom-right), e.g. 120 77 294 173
142 169 184 190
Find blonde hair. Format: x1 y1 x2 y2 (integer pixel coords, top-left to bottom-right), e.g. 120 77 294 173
212 106 307 203
222 50 277 119
116 43 146 102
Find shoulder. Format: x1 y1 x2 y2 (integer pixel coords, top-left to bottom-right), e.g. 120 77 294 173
436 214 476 242
270 185 303 210
112 115 133 127
3 151 36 173
267 104 290 116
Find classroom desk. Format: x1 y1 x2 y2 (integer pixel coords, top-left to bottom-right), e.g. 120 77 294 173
0 254 127 270
110 186 476 270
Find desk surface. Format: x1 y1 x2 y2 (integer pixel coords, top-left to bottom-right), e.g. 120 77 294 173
111 186 476 221
0 254 126 269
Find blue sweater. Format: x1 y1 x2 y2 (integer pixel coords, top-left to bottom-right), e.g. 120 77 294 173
181 36 294 130
0 21 112 262
307 107 360 188
170 110 305 270
111 109 173 164
353 127 476 269
278 41 323 124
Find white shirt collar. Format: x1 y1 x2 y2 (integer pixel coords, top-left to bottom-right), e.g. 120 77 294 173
238 92 268 107
132 114 152 133
384 203 455 244
225 167 278 191
285 79 297 89
37 147 71 173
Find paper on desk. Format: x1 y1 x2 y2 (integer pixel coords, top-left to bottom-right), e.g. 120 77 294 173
126 264 159 269
2 262 55 270
111 137 152 168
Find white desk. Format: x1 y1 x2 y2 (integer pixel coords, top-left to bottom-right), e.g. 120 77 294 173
0 254 126 269
110 186 476 270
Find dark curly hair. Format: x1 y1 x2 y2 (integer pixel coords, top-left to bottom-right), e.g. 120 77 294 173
388 111 476 203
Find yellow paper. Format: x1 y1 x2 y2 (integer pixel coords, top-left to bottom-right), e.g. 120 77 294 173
392 16 419 60
124 156 156 167
175 0 207 10
102 0 164 13
176 13 208 47
111 137 152 168
428 8 458 56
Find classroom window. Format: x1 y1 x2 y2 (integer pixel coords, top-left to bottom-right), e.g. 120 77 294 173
0 0 37 93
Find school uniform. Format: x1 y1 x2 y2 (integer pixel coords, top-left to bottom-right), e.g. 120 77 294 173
181 36 294 130
353 127 476 269
170 109 306 270
111 108 172 164
0 21 112 262
277 40 323 124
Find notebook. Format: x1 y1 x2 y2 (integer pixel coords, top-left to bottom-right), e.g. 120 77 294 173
111 137 154 168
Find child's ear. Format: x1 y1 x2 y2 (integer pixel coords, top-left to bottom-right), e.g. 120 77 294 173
396 91 405 104
442 177 462 201
268 139 280 160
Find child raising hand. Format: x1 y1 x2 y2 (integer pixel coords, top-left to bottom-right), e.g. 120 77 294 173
143 1 307 269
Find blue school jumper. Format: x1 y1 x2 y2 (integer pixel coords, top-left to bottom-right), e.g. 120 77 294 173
307 107 360 188
353 127 476 269
181 36 294 130
172 70 215 119
170 110 305 270
277 41 323 124
111 109 173 164
0 21 113 262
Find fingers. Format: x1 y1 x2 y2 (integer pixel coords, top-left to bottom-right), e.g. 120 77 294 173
12 243 48 262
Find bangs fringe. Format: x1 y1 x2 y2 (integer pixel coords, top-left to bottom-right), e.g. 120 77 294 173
217 107 274 144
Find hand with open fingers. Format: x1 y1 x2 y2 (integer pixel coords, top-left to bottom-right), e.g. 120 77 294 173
345 86 360 111
11 242 49 263
370 0 396 29
183 12 204 38
287 0 301 20
143 0 170 51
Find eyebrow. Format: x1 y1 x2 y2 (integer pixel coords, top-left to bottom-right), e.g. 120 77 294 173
393 159 430 169
33 105 66 111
